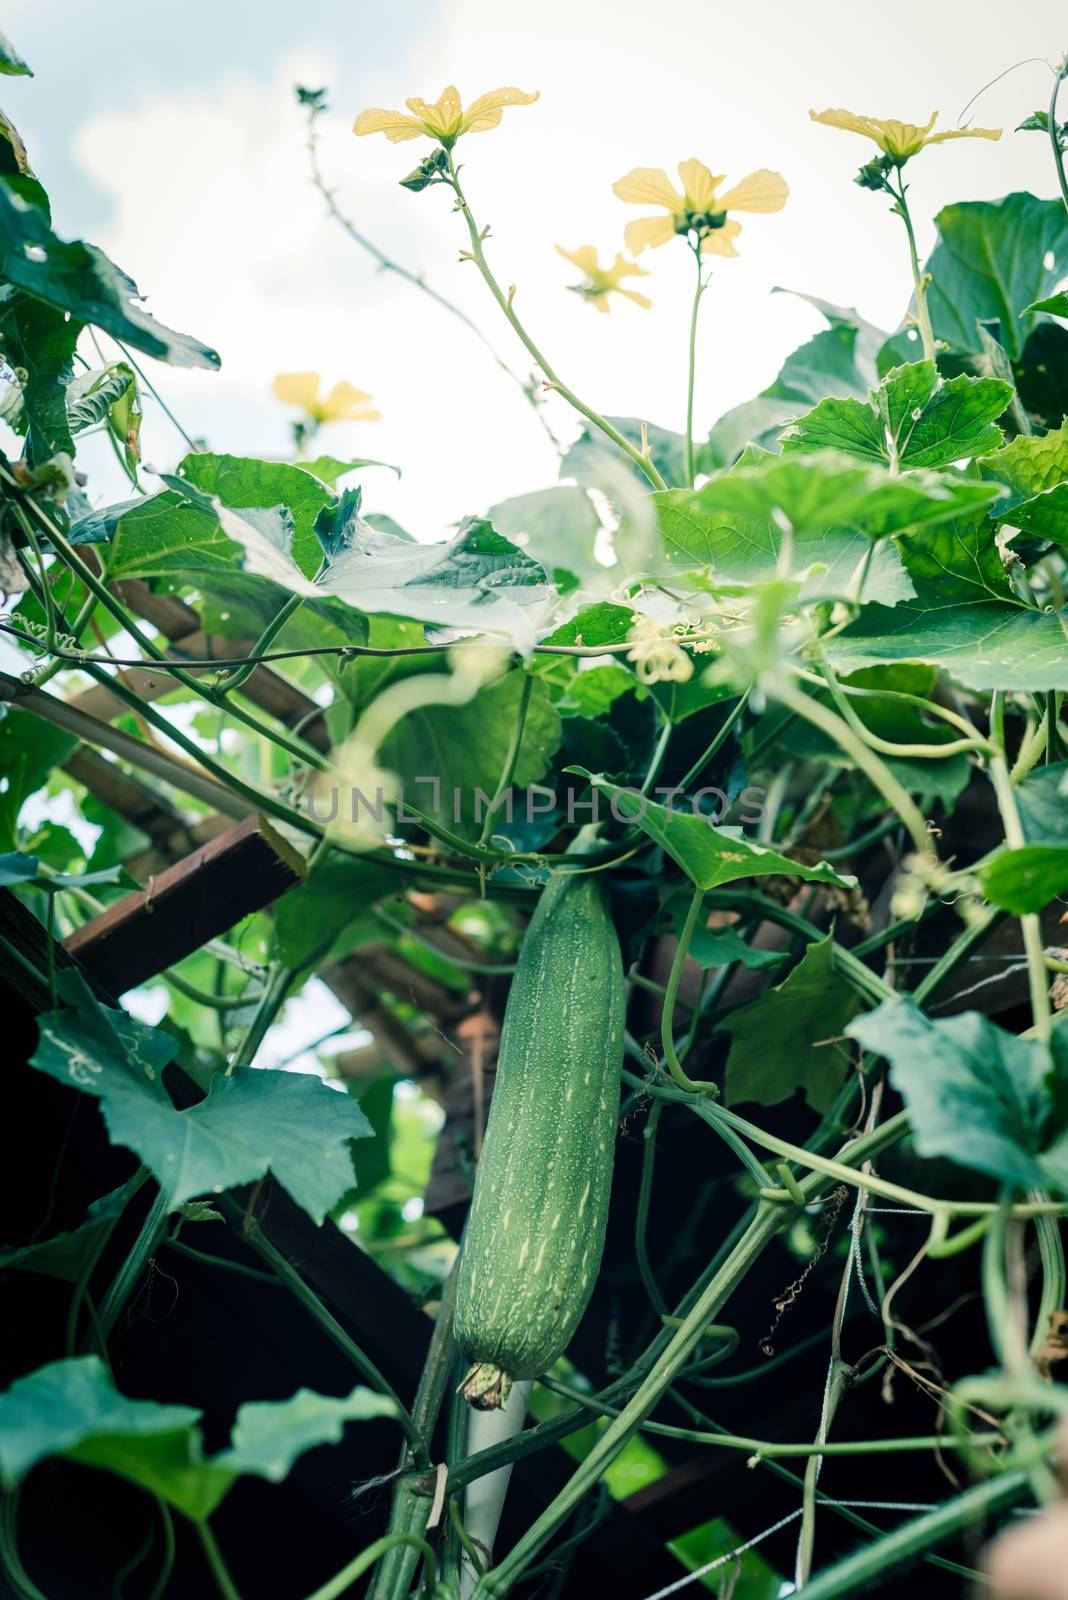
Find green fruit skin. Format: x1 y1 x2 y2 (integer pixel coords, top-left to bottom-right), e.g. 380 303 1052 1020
454 867 624 1385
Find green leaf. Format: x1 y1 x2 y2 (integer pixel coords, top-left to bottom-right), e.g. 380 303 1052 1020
0 1356 204 1497
664 896 787 971
65 363 136 435
1025 291 1068 318
380 668 562 838
0 180 218 370
917 194 1068 361
574 775 856 892
0 1182 136 1283
897 510 1016 606
301 454 399 488
0 289 80 461
655 488 915 607
486 486 603 588
848 1002 1066 1191
556 663 638 718
975 846 1068 914
707 294 885 466
980 421 1068 503
0 30 31 75
31 974 373 1220
828 600 1068 692
781 363 1011 470
275 858 397 969
321 516 555 649
718 937 862 1112
212 1386 398 1482
1016 761 1068 842
662 452 1000 542
178 452 339 578
0 1358 396 1521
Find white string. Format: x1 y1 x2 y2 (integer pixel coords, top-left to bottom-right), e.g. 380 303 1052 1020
638 1503 940 1600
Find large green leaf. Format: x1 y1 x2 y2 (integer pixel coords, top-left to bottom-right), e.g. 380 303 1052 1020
31 974 373 1220
707 294 885 466
897 511 1016 607
0 1182 136 1283
379 668 562 838
980 422 1068 547
828 599 1068 691
0 288 80 461
912 194 1068 362
655 490 914 607
180 453 340 578
1016 761 1068 843
275 857 397 968
718 937 862 1112
662 452 1000 541
486 486 603 588
0 1357 396 1520
848 1002 1067 1191
574 774 856 892
781 362 1011 470
0 180 218 370
0 30 31 75
975 846 1068 915
321 517 556 649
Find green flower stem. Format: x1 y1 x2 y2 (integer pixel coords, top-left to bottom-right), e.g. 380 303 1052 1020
660 885 718 1093
1049 54 1068 215
196 1522 244 1600
302 1535 438 1600
305 98 560 454
223 1204 429 1467
216 587 314 696
889 171 936 363
677 690 752 791
987 752 1052 1042
94 1185 172 1350
634 1100 668 1316
777 675 935 858
684 244 707 488
813 651 990 759
536 1377 1001 1458
445 156 667 492
790 1468 1031 1600
477 669 533 856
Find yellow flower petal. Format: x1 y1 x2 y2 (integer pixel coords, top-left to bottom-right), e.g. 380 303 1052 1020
555 243 601 276
461 86 539 134
606 252 650 283
590 295 612 314
615 286 653 310
678 158 722 211
322 381 379 422
809 106 888 144
406 86 463 138
925 123 1002 146
701 219 742 258
623 213 678 254
716 169 789 214
613 166 685 212
353 107 426 142
272 372 322 411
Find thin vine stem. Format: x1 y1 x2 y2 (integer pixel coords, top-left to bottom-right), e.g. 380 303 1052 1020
196 1522 244 1600
684 244 706 487
444 155 667 491
888 169 936 362
1049 53 1068 214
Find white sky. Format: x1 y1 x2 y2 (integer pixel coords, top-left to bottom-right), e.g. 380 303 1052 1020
4 0 1066 537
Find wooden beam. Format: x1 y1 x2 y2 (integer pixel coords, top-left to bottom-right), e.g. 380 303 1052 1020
64 813 305 992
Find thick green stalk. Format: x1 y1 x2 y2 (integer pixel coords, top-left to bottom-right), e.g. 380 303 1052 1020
789 1468 1031 1600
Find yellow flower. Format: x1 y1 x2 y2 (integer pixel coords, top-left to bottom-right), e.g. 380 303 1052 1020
555 245 652 313
612 159 788 255
809 107 1001 162
354 85 539 148
272 373 380 424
